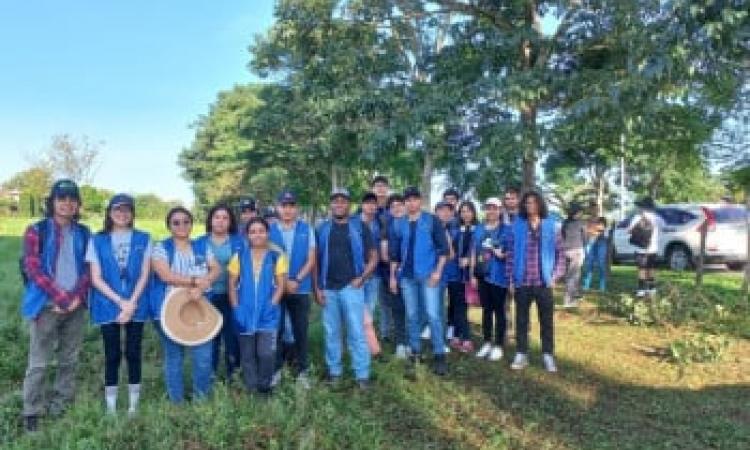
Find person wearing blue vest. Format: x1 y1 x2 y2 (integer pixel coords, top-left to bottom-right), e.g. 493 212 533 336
505 191 566 373
315 188 378 390
270 190 316 388
471 197 509 362
435 201 457 350
150 206 221 403
352 192 382 332
389 186 450 377
195 204 244 381
21 179 91 433
87 194 152 416
228 217 288 395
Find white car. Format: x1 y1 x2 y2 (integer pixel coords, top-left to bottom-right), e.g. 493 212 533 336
612 203 749 271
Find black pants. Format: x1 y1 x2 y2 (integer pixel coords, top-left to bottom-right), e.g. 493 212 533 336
383 288 407 346
478 280 507 346
276 293 310 374
515 286 554 354
101 321 144 387
447 282 470 340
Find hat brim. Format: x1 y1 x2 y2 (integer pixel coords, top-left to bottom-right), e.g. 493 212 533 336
330 194 351 201
160 288 223 347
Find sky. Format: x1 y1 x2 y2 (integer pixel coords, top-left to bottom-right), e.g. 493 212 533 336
0 0 275 205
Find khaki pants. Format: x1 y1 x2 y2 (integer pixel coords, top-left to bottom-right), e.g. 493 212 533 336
22 305 86 417
564 248 585 302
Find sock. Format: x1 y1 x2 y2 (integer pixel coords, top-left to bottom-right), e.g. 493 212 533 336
128 384 141 413
105 385 118 413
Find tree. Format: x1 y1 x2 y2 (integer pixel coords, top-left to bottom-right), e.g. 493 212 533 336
35 134 102 184
1 166 53 217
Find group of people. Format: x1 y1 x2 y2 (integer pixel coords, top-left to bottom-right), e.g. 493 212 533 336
19 176 582 433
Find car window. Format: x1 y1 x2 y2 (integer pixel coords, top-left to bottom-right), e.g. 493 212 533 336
657 208 696 226
617 214 635 229
712 207 748 224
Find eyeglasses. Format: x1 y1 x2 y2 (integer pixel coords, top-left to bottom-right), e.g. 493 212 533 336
170 219 192 227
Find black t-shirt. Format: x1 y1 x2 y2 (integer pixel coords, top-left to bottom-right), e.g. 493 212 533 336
326 220 375 290
402 221 418 278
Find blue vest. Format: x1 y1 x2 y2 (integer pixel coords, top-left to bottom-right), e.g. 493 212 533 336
395 212 439 280
89 230 151 324
194 233 245 297
441 224 461 284
316 219 365 290
148 237 209 320
22 219 90 319
512 217 557 286
233 246 281 334
269 220 312 294
473 223 509 287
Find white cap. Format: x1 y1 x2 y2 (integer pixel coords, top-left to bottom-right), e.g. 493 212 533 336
484 197 502 208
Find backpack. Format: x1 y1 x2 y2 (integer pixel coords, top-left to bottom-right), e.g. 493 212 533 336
19 220 47 285
629 214 654 249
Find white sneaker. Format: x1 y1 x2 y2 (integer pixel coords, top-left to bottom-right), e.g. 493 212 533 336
510 353 529 370
296 373 311 390
647 288 657 297
488 346 503 361
542 353 558 373
270 370 282 388
395 344 408 359
476 342 492 359
444 345 451 354
636 290 647 298
421 326 431 340
445 326 455 340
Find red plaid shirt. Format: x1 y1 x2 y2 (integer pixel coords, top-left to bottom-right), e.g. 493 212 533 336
505 223 566 287
23 220 90 309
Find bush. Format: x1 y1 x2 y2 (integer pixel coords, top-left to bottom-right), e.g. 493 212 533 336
668 333 730 365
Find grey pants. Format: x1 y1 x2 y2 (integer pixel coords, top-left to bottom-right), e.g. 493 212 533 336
22 305 86 417
239 332 277 393
564 248 585 301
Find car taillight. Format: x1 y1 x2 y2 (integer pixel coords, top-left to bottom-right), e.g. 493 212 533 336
698 207 717 232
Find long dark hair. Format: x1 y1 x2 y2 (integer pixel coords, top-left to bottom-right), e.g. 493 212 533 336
103 204 135 233
205 203 237 235
519 191 549 219
165 206 194 228
44 196 81 222
457 200 478 226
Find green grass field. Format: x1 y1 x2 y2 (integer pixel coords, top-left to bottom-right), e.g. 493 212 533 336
0 217 748 449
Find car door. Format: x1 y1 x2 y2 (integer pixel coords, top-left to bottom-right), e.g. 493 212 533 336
613 213 637 258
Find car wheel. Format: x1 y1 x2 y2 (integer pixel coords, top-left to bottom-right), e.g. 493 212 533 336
727 262 746 271
666 244 692 271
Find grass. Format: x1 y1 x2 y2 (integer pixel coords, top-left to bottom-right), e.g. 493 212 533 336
0 216 748 449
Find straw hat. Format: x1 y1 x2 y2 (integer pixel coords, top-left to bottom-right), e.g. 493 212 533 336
160 288 223 346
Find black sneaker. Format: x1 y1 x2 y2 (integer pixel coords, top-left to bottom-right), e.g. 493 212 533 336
433 354 448 376
24 416 38 433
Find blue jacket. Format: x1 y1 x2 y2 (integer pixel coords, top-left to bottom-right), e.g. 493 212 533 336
473 223 509 287
511 217 557 287
441 224 461 284
269 220 313 294
316 219 365 290
393 212 443 280
22 219 90 320
148 237 210 320
233 245 282 334
89 230 151 324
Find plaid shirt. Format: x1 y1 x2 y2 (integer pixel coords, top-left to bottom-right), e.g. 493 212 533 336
505 223 566 287
23 221 90 309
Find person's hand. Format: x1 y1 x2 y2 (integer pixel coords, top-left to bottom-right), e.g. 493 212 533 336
493 248 504 259
195 276 211 291
286 279 299 294
471 277 479 290
459 257 469 268
428 271 441 288
389 276 399 295
52 304 66 314
115 308 133 324
351 276 364 289
315 289 326 306
120 299 136 315
272 296 281 305
189 288 203 300
65 296 82 313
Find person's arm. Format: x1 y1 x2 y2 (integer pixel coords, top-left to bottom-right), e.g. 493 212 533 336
552 230 567 284
151 246 196 288
353 225 377 288
228 271 239 308
89 262 126 308
505 230 515 286
429 216 448 287
129 240 153 305
273 255 289 305
22 225 71 309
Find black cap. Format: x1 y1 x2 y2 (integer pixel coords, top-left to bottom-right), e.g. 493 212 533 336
443 187 461 199
361 192 378 203
330 188 351 201
108 193 134 210
239 197 257 211
277 190 297 205
403 186 421 199
262 206 277 219
50 179 80 200
435 200 453 210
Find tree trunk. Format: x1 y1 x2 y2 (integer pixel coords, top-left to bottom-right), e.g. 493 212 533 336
595 168 606 216
520 1 540 193
421 149 434 207
743 187 749 297
331 163 339 191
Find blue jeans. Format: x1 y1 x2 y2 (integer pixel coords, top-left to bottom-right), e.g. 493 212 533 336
322 284 370 380
210 294 240 379
156 322 214 403
401 277 445 356
583 240 608 291
364 276 380 315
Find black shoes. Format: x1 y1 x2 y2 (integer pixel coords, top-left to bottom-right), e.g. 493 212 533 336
433 354 448 376
24 415 38 433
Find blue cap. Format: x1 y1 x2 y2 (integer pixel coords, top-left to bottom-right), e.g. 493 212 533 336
277 190 297 205
239 197 257 211
50 179 80 200
108 193 134 210
330 188 351 200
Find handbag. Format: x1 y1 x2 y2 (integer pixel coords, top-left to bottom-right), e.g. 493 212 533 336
465 282 480 307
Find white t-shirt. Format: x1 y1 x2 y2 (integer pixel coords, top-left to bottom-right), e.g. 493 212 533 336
85 230 153 269
152 241 215 294
627 211 665 254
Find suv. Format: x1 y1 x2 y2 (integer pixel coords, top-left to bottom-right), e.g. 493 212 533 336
612 203 748 271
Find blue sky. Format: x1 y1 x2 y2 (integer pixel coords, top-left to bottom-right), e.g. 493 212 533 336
0 1 275 204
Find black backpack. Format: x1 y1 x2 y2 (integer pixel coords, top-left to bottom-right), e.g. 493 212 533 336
629 214 654 249
19 220 47 285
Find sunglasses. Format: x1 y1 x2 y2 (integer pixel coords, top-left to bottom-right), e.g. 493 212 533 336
170 219 192 227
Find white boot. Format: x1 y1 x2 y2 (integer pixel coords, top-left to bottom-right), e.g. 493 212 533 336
105 385 118 415
127 384 141 417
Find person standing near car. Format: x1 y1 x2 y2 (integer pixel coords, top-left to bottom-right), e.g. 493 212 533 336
561 203 587 307
21 179 91 432
627 197 665 297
